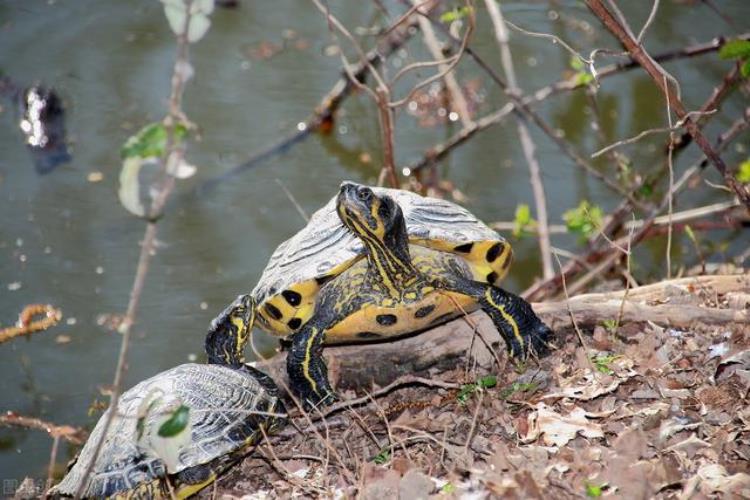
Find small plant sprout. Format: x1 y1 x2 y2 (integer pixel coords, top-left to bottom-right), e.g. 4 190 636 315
512 203 538 238
563 200 604 242
373 447 391 465
737 159 750 184
585 481 606 498
718 39 750 78
590 354 619 375
498 381 540 401
570 56 595 86
601 318 617 333
439 6 473 24
456 375 497 405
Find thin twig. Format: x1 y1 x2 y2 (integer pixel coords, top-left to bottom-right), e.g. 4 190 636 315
553 253 595 374
275 178 309 222
636 0 660 44
665 75 675 279
590 110 715 158
74 4 195 495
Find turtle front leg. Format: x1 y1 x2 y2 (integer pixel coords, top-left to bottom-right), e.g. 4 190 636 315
442 278 551 358
287 325 337 409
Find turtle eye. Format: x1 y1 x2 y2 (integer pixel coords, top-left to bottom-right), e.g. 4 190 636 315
357 188 372 202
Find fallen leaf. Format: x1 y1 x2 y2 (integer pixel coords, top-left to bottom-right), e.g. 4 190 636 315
522 403 604 447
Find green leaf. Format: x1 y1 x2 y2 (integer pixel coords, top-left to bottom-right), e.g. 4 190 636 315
738 159 750 183
458 375 498 404
569 56 584 71
513 203 537 238
440 6 472 23
741 59 750 78
373 448 390 465
121 122 187 160
574 71 594 86
478 375 497 389
601 318 617 333
591 354 619 375
441 482 456 493
498 381 539 400
585 482 604 498
158 405 190 438
638 183 654 198
718 39 750 60
456 383 477 405
563 200 603 242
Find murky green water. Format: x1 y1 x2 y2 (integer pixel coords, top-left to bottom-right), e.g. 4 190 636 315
1 0 748 486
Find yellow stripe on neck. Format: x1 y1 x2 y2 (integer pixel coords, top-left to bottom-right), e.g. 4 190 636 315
484 289 524 350
302 327 322 394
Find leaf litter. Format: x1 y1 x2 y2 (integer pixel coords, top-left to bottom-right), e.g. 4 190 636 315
205 287 750 499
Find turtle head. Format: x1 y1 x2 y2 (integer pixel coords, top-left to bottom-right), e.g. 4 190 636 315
205 294 255 367
337 182 416 293
336 182 406 243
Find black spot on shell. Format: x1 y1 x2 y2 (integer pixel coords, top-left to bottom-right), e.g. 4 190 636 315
486 242 503 263
287 318 302 330
415 305 435 318
487 271 498 284
376 314 398 326
357 331 383 340
454 242 474 253
264 303 282 320
281 290 302 306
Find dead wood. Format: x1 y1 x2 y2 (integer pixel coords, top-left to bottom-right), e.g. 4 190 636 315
255 274 749 392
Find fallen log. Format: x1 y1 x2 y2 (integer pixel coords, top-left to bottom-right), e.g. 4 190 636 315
255 274 749 392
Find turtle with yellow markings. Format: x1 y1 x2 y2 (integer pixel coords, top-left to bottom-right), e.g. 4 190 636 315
245 182 551 407
49 295 286 499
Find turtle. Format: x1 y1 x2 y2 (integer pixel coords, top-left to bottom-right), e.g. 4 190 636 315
243 181 552 407
49 295 286 499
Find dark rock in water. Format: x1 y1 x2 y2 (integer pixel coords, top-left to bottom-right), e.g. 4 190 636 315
18 85 71 174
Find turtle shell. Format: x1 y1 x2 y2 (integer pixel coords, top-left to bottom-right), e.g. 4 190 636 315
52 363 283 498
253 185 512 336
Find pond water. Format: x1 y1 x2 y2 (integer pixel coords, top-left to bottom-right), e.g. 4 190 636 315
1 0 748 486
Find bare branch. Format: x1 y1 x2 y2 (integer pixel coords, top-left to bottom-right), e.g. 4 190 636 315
485 0 553 280
586 0 750 209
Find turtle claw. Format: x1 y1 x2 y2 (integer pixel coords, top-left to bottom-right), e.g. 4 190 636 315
525 321 552 358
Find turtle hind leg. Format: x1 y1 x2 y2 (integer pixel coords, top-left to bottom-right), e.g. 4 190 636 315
287 324 337 409
442 278 551 358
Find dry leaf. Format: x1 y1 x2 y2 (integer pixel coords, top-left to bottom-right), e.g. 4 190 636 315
522 403 604 447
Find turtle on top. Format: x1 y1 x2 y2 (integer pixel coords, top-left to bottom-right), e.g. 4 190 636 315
50 295 286 499
245 181 552 407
